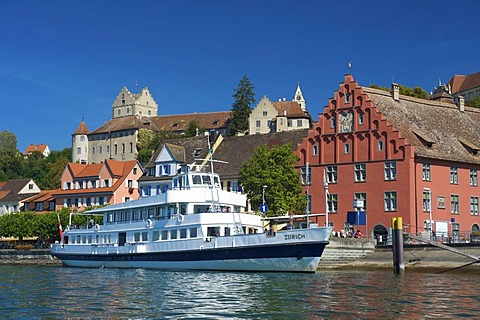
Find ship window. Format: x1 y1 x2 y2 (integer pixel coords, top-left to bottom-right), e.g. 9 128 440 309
207 227 220 237
202 175 211 185
142 232 148 241
170 230 178 239
153 231 160 241
225 227 231 236
88 235 92 244
76 235 81 244
161 230 168 240
134 232 140 242
189 228 197 238
192 175 202 185
180 229 187 239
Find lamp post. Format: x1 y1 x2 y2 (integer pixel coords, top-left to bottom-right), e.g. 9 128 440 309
423 187 433 240
262 185 267 208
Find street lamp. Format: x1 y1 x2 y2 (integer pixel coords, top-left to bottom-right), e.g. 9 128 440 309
423 187 433 240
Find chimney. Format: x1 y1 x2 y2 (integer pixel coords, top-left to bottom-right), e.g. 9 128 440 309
456 95 465 112
391 83 400 101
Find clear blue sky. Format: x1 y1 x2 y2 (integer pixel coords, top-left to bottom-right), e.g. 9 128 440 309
1 0 479 152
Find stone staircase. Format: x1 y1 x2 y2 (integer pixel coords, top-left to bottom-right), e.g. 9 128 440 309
318 237 376 269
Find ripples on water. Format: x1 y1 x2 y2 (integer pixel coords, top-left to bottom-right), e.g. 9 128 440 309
0 265 479 319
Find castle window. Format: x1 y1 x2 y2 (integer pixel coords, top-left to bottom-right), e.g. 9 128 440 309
122 143 125 154
451 194 459 214
126 108 130 114
92 147 95 154
422 163 431 181
470 169 478 186
263 111 267 116
99 146 103 154
80 136 85 141
384 161 397 180
118 110 121 116
148 110 151 115
287 119 292 127
378 140 384 151
354 163 366 182
358 113 365 125
130 142 133 153
297 119 302 127
114 144 118 155
256 120 261 128
77 147 81 155
384 191 397 211
450 167 458 184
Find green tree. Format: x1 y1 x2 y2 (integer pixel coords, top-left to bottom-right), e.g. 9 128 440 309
239 144 305 216
370 84 428 99
466 96 480 109
185 120 202 137
0 131 23 181
228 75 255 136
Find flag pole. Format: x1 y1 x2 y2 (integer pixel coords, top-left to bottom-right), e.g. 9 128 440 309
324 168 329 226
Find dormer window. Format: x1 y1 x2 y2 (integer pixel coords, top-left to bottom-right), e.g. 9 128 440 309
458 139 480 155
193 148 202 157
213 120 219 126
173 123 179 128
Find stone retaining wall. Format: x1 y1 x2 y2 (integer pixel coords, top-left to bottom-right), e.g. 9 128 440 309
0 249 61 265
318 237 376 268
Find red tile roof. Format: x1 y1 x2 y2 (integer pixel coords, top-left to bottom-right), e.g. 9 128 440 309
23 144 48 155
448 71 480 94
73 120 90 135
271 101 305 117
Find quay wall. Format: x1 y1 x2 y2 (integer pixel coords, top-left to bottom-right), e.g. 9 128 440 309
0 249 61 265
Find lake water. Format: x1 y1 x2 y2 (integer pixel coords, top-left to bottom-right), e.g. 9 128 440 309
0 265 479 319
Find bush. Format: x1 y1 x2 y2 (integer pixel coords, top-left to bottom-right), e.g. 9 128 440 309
15 244 34 250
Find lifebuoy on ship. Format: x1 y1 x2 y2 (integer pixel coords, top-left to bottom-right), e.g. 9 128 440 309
147 219 152 228
177 214 184 223
95 224 100 231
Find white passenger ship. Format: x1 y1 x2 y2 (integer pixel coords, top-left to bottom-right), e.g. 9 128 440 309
51 166 332 273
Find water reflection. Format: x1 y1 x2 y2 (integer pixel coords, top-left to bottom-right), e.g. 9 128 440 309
0 266 479 319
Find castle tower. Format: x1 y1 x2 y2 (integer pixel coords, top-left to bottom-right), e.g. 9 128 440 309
72 119 89 164
293 82 306 112
111 86 158 119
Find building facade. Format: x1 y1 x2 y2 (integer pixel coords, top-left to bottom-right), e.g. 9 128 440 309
249 83 310 134
447 71 480 102
296 74 480 242
53 159 143 211
72 86 232 164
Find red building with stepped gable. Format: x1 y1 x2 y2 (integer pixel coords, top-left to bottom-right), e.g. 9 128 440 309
296 74 480 243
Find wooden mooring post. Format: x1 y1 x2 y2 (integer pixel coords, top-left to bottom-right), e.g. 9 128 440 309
392 217 404 274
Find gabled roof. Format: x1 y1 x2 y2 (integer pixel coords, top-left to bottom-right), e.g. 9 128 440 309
151 111 231 132
214 130 309 179
271 101 306 118
55 160 141 196
89 115 158 135
89 112 232 135
448 71 480 94
145 135 210 168
24 144 48 155
0 179 39 203
363 86 480 164
165 143 186 163
23 190 56 203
